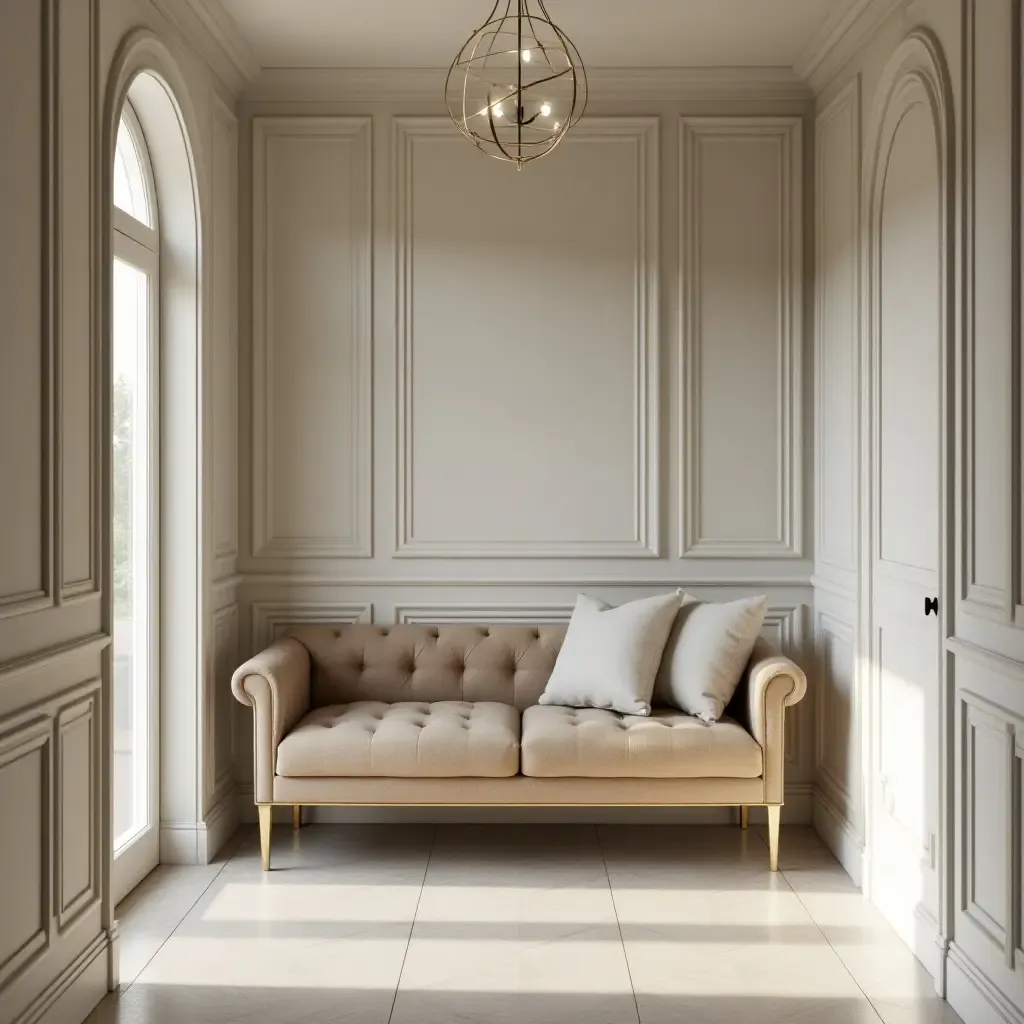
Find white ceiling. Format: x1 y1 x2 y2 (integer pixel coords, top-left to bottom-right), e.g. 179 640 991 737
217 0 846 70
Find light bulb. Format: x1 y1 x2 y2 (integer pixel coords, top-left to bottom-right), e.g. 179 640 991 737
541 103 552 117
553 120 561 131
522 49 531 62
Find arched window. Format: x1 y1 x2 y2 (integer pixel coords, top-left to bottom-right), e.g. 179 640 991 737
112 98 159 898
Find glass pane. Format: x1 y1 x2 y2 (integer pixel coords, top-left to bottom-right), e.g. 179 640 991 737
114 115 152 226
112 257 151 850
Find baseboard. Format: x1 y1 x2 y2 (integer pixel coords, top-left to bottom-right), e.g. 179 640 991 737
199 785 238 862
812 786 865 886
14 931 109 1024
947 943 1024 1024
235 782 813 826
910 905 946 989
160 784 240 864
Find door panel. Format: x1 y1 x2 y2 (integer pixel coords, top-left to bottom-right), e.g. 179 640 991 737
869 88 945 957
877 105 941 576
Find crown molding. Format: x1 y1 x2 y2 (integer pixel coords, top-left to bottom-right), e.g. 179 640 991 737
243 65 812 105
149 0 259 95
794 0 904 94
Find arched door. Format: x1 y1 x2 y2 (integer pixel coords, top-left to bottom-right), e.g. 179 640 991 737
864 34 952 967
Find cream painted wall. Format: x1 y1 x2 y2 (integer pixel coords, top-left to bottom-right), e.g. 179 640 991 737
812 0 1024 1019
0 1 240 1021
234 81 817 825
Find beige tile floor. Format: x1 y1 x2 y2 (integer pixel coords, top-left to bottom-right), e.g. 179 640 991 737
88 823 962 1024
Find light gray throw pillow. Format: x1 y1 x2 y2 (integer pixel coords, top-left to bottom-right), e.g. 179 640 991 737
654 594 768 723
540 591 683 716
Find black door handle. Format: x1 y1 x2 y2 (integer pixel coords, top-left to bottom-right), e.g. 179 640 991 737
925 597 939 617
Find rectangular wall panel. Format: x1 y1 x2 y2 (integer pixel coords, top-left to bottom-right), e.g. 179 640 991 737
0 1 50 611
211 98 239 576
963 700 1012 950
815 610 857 814
0 719 51 988
680 117 803 559
59 0 97 596
814 82 860 577
209 604 238 801
394 117 660 558
951 643 1024 1000
251 116 373 559
964 0 1016 617
56 693 97 929
250 600 372 649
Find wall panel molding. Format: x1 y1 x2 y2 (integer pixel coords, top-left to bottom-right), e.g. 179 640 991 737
393 116 660 559
814 80 860 578
814 609 858 815
241 572 815 589
250 600 373 648
211 93 239 581
208 604 238 804
55 690 99 932
0 0 59 618
679 116 803 560
250 116 373 560
60 0 100 601
958 688 1022 965
963 0 1019 623
394 603 575 625
0 716 52 989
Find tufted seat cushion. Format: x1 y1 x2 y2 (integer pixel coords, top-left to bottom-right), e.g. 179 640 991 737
275 701 520 778
520 705 762 779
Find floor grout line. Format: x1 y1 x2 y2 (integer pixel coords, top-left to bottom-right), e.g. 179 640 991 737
385 822 437 1024
595 825 642 1024
768 835 888 1024
114 850 235 997
745 823 888 1021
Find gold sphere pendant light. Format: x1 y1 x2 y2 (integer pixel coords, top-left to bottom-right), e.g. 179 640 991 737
445 0 588 168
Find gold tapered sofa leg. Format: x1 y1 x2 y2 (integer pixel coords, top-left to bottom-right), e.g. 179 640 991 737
767 805 780 871
739 806 749 829
259 805 272 871
292 804 302 830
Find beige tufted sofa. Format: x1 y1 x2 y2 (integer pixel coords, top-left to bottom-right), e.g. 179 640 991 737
231 623 807 871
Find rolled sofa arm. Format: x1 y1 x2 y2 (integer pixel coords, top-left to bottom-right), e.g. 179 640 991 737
741 636 807 805
231 637 311 803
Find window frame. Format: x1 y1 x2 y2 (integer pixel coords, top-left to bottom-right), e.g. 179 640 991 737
111 98 162 899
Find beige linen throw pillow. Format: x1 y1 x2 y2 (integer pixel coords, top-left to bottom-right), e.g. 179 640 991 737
654 593 768 723
540 591 683 716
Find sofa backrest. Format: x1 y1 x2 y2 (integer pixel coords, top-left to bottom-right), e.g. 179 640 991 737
286 623 569 711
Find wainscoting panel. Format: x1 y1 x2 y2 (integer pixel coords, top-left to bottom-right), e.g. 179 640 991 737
250 599 373 649
815 609 858 817
209 602 239 805
679 116 803 560
951 641 1024 1012
0 716 51 990
395 603 574 625
251 116 373 560
55 689 98 931
393 117 660 559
